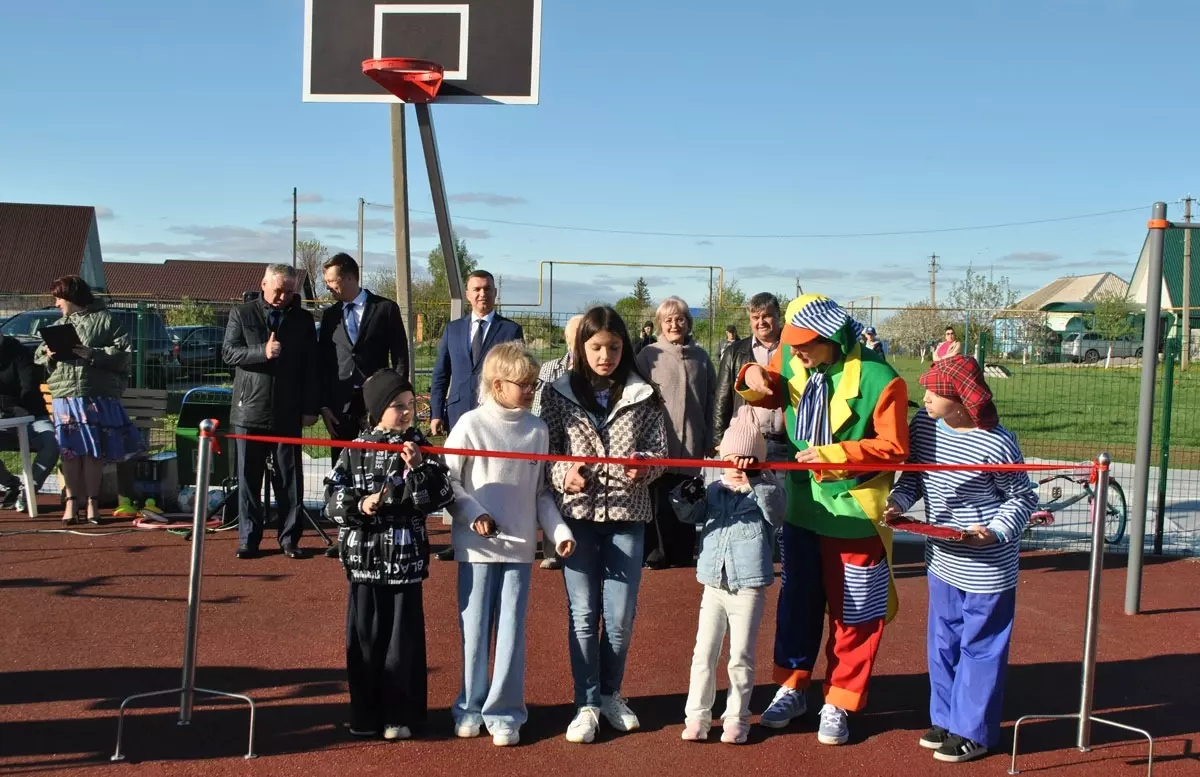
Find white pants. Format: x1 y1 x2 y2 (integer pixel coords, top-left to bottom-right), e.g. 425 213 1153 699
684 584 767 725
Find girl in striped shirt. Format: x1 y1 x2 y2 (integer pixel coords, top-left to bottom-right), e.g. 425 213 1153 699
884 355 1036 764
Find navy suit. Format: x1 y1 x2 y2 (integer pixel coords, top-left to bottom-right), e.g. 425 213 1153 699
430 314 523 430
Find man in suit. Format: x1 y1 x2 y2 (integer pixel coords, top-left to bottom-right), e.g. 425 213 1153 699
318 252 410 558
223 264 319 560
429 268 523 560
319 252 409 461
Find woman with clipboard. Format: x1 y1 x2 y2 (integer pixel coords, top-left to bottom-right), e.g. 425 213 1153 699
34 276 146 525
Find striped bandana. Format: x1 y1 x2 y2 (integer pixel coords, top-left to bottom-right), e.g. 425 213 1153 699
785 295 864 448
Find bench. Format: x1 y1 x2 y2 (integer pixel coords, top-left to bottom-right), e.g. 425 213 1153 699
40 384 170 503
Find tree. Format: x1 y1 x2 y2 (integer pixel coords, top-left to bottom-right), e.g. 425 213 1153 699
165 296 217 327
365 266 397 302
295 239 329 298
613 295 649 327
1090 289 1137 368
699 277 748 349
945 267 1019 359
878 302 944 360
413 236 479 342
632 277 652 306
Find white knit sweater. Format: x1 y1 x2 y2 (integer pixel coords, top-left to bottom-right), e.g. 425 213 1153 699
444 399 573 563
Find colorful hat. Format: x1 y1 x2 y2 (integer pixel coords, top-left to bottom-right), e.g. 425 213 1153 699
782 294 865 348
919 355 1000 429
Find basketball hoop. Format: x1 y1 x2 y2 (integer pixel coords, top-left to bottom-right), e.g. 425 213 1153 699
362 58 445 103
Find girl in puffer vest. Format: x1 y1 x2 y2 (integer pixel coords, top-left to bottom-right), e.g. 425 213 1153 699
325 370 454 742
671 406 785 744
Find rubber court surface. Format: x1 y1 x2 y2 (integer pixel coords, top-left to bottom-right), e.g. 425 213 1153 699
2 503 1197 776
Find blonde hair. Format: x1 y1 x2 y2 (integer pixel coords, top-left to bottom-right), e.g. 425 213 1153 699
563 314 584 348
655 296 692 332
480 341 541 402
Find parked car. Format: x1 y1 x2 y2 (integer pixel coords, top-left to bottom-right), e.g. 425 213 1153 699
169 325 233 379
0 306 178 388
1062 332 1143 364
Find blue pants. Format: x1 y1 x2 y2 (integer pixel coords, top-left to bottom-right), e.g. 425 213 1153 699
561 519 645 708
454 561 532 733
0 418 58 492
927 574 1016 748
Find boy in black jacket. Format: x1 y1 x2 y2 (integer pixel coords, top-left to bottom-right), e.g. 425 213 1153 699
0 335 58 510
325 369 454 741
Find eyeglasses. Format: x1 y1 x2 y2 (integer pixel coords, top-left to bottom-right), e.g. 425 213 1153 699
504 380 538 393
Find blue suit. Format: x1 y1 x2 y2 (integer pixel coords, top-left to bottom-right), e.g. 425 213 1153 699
430 314 524 430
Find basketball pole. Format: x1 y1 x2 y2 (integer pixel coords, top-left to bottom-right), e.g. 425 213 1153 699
390 104 416 381
415 102 465 322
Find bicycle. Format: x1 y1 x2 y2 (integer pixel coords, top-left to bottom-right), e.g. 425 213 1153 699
1028 471 1127 545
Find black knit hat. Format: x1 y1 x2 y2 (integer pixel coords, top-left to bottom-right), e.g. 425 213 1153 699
363 370 414 426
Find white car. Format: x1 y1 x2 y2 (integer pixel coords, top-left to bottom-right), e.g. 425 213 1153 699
1062 332 1143 363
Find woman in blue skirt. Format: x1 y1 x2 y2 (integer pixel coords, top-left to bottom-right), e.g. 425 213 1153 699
34 276 146 525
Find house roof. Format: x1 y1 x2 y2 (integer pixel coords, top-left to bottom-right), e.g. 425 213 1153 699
0 202 96 294
103 260 313 302
1014 272 1129 310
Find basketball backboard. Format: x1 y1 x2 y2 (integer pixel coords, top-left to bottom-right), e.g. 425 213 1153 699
303 0 541 105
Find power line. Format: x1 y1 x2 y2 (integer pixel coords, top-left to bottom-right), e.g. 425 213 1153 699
362 204 1151 240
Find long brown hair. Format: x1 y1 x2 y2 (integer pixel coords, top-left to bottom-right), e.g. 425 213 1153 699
569 306 656 416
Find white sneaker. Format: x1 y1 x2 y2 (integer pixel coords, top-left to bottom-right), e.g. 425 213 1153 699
600 693 640 732
382 725 411 740
492 728 520 747
565 706 601 743
454 718 482 738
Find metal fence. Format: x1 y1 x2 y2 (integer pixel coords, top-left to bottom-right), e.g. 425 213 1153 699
3 290 1197 558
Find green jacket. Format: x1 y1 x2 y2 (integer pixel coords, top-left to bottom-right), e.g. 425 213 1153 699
34 302 130 399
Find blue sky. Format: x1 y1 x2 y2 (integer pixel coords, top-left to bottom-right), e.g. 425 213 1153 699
2 0 1197 314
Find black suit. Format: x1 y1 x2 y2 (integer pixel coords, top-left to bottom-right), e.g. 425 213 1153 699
222 296 319 551
318 290 409 462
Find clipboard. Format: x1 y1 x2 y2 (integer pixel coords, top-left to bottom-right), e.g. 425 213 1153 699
39 324 83 361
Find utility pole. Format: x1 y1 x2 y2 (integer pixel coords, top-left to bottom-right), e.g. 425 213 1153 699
1183 195 1193 370
795 277 803 298
357 197 365 275
291 187 298 269
929 252 940 309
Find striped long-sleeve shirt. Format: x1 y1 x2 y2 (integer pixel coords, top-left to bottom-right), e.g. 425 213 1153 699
889 409 1037 594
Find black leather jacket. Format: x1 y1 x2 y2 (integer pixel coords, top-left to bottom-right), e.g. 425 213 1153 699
712 336 756 449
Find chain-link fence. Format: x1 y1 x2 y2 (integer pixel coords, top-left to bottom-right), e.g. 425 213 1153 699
4 289 1197 558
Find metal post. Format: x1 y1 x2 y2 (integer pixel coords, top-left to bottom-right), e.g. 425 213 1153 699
389 105 415 382
964 309 972 360
708 267 716 353
357 197 365 275
414 103 464 322
111 419 257 762
1154 336 1176 556
1077 454 1111 751
1009 453 1155 776
136 303 146 389
548 262 554 321
1127 202 1167 615
291 187 298 270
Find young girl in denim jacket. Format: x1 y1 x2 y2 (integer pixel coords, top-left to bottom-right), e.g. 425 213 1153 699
671 406 785 744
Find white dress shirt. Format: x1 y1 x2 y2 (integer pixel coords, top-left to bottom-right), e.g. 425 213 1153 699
343 288 368 343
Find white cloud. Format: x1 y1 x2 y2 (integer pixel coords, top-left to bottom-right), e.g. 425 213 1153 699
262 215 393 232
95 206 115 219
290 192 324 204
1093 249 1127 258
999 251 1061 264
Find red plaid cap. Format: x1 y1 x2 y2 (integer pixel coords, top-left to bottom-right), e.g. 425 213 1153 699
919 355 999 429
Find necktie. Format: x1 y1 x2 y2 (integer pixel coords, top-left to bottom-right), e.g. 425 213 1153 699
268 310 282 333
470 319 485 366
344 302 358 344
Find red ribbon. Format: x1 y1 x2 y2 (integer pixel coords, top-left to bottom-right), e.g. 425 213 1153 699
219 430 1089 474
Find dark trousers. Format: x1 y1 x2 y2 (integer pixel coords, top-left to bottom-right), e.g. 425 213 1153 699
328 389 368 467
235 425 303 549
644 472 697 568
347 582 427 733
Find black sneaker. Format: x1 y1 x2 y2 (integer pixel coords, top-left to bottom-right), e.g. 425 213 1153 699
933 734 987 763
325 545 340 558
0 483 19 510
919 725 950 749
235 546 260 559
435 547 455 561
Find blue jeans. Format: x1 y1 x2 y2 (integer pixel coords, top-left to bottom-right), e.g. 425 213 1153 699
561 519 645 708
0 418 58 492
454 561 532 733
